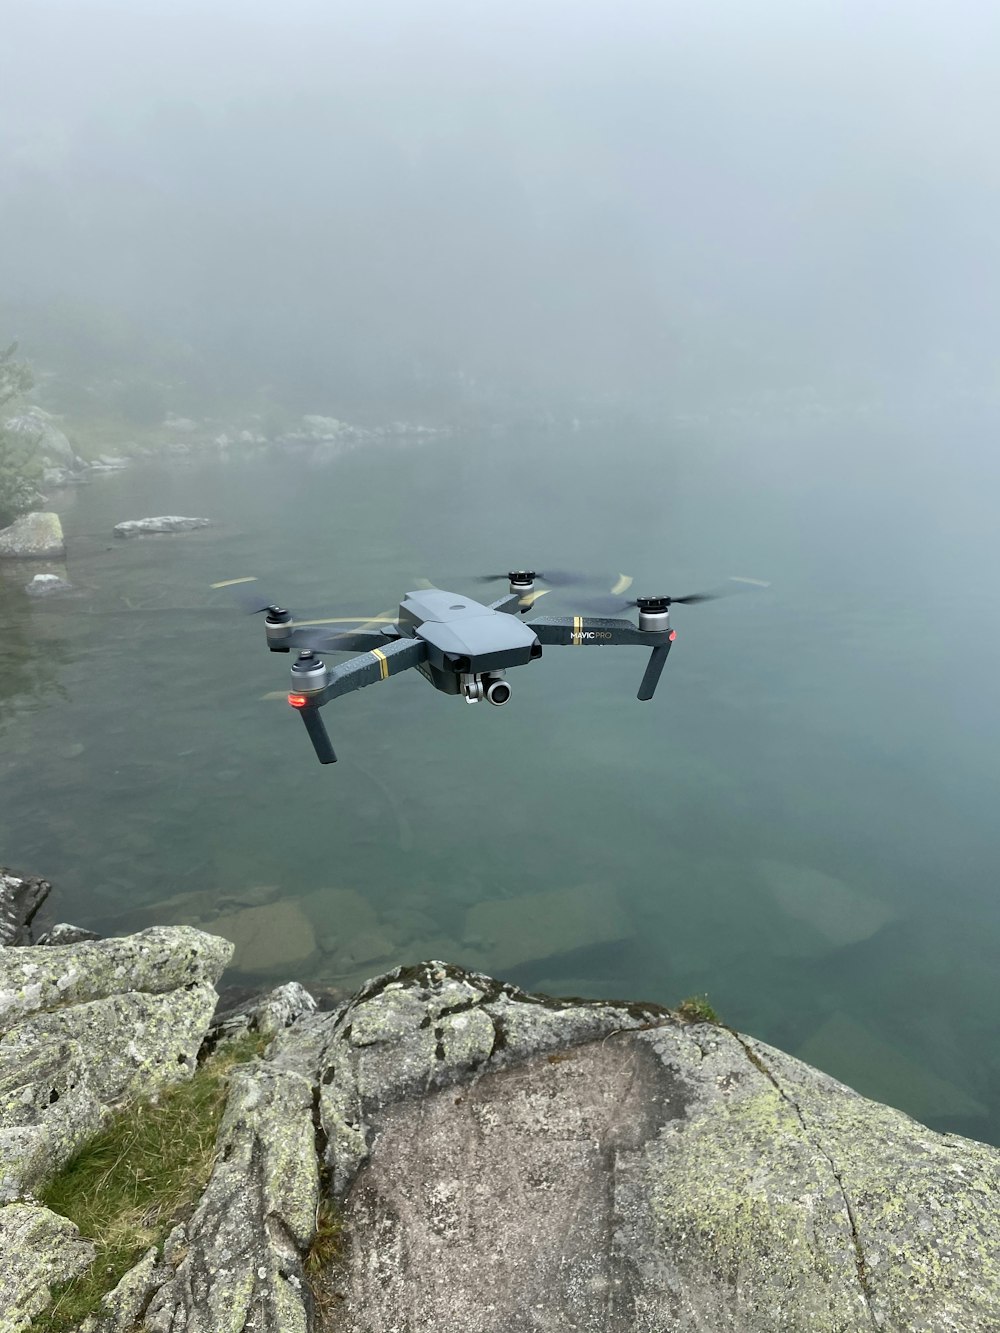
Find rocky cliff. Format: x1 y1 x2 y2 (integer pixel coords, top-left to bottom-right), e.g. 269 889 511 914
1 871 998 1333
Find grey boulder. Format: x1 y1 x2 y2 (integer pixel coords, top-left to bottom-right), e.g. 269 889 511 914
24 573 73 597
0 868 51 946
0 1202 96 1333
0 512 65 559
2 411 78 467
0 926 233 1202
267 961 1000 1333
34 922 101 946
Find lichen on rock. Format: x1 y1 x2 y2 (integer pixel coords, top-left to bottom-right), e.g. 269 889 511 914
143 1064 318 1333
0 927 233 1203
0 1202 96 1333
2 930 998 1333
0 511 65 559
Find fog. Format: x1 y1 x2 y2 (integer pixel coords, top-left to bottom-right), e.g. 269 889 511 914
4 0 1000 420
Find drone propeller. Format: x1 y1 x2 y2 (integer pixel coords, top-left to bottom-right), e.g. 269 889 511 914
211 578 289 616
212 578 392 627
577 578 770 617
474 568 596 589
285 625 393 654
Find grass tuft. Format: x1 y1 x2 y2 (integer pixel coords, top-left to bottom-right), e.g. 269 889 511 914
33 1031 270 1332
676 994 722 1025
304 1195 345 1322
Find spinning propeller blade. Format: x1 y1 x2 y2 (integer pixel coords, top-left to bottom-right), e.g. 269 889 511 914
577 577 770 617
474 568 609 589
211 578 287 615
285 624 398 653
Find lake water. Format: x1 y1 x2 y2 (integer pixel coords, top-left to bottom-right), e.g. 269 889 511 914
2 412 999 1144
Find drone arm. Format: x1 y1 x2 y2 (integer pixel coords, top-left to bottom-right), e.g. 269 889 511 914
316 636 428 704
290 637 428 766
637 642 673 701
489 590 550 616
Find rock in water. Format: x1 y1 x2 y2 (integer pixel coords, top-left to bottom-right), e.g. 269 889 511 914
756 857 896 947
24 573 72 597
34 922 100 946
112 516 209 537
0 513 65 559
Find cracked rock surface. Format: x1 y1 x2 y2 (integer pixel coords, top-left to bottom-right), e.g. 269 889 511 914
268 961 999 1333
3 940 999 1333
0 1202 95 1331
142 1063 319 1333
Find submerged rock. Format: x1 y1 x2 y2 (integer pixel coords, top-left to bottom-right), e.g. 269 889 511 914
205 899 319 975
462 880 632 973
0 512 65 559
112 515 210 537
756 857 896 947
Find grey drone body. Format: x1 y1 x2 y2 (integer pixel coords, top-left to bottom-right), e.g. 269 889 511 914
257 573 687 764
398 588 542 697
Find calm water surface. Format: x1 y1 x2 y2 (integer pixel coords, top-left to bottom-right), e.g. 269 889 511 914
2 417 998 1143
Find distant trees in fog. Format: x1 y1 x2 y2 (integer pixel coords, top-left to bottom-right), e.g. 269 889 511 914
0 345 42 527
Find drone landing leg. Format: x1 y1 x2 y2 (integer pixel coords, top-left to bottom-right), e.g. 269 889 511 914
637 644 671 701
299 706 337 764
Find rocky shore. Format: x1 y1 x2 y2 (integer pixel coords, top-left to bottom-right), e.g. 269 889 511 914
2 869 999 1333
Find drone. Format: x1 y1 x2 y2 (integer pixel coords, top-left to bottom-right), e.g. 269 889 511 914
218 570 764 764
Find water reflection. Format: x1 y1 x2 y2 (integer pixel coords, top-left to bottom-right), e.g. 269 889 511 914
0 568 71 730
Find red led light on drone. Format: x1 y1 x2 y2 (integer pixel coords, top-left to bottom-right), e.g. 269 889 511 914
288 693 309 709
669 630 677 641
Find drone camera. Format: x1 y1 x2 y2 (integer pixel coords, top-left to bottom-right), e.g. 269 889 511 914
486 678 512 706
